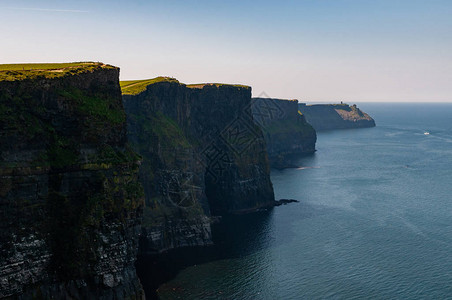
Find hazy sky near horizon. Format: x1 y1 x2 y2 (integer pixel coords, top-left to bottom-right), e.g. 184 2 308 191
1 0 451 102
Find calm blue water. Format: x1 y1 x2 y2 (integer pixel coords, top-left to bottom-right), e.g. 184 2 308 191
158 103 452 299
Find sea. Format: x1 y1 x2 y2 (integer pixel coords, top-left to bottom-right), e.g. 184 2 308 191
149 103 452 299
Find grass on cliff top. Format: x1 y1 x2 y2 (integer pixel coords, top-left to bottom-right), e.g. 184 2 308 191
186 83 250 89
0 62 116 82
120 77 180 95
120 77 250 95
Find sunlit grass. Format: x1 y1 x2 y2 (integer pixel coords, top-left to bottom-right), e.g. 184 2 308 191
0 62 116 81
120 77 179 95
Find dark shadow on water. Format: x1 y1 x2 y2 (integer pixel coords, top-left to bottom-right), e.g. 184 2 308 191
271 153 319 176
136 201 337 299
271 152 317 169
136 209 277 299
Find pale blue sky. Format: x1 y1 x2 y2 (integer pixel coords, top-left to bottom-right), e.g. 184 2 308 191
1 0 451 102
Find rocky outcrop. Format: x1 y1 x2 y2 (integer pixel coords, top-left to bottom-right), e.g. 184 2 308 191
252 98 316 168
298 103 375 131
122 79 275 253
0 63 144 299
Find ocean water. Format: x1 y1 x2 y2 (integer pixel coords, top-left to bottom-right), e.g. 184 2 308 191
156 103 452 299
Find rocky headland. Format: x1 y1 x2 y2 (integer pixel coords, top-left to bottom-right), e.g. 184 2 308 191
298 103 376 131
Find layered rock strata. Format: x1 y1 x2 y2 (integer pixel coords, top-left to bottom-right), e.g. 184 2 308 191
0 63 144 299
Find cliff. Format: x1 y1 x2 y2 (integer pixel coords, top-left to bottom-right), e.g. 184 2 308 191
0 63 144 299
252 98 316 168
122 79 275 253
298 103 376 131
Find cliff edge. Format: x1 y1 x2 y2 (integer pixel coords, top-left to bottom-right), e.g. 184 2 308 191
0 63 144 299
122 78 275 254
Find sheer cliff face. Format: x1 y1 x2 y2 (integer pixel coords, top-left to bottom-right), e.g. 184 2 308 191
252 98 316 168
190 85 274 214
0 64 144 299
298 103 376 131
123 81 211 253
123 80 275 252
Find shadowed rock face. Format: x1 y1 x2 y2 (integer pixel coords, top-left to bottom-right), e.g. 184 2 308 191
298 103 376 131
252 98 316 168
0 65 144 299
123 81 275 254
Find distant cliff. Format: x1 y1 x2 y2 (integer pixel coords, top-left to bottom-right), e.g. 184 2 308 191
252 98 316 168
122 78 275 254
298 103 375 131
0 63 144 299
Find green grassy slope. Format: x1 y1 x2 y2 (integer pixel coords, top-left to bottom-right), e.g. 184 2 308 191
0 62 115 81
120 77 250 95
120 77 179 95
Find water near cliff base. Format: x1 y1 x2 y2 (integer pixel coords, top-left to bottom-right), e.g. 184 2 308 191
153 103 452 299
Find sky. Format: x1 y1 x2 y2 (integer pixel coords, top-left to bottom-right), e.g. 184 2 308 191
1 0 451 102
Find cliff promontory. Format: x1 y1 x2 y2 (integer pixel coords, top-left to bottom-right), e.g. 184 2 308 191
298 103 375 131
0 63 144 299
122 78 275 254
252 98 316 167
